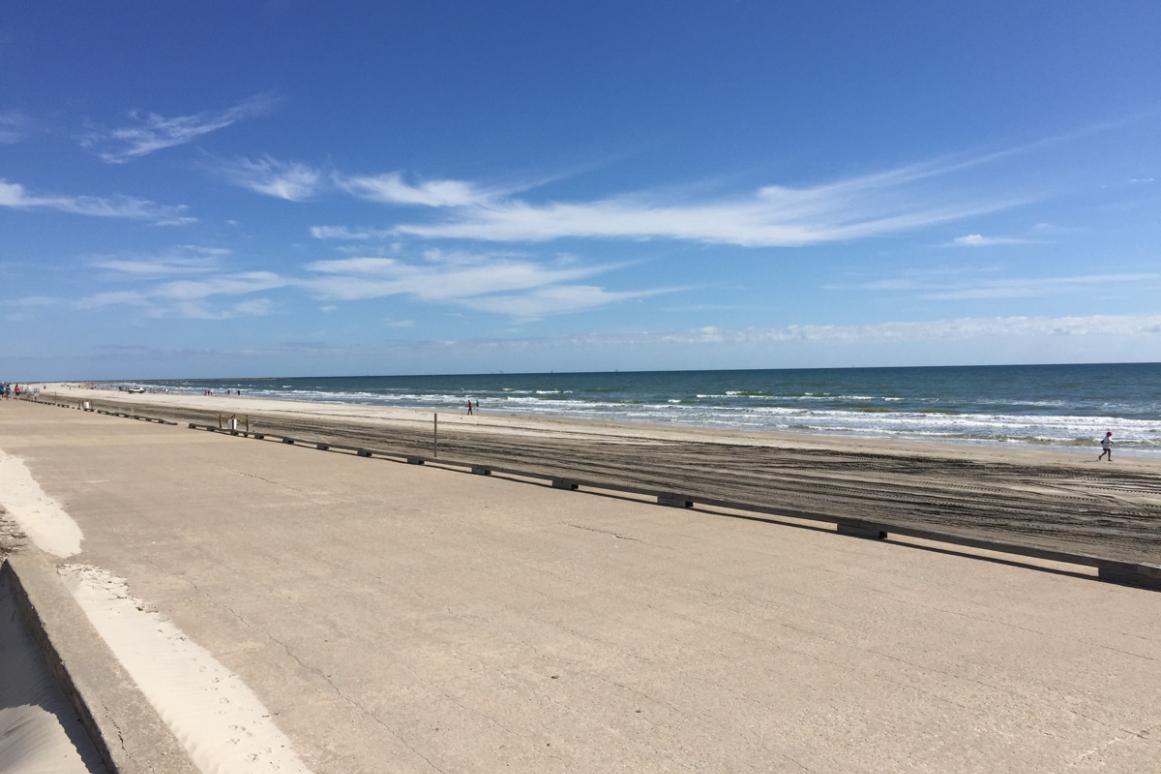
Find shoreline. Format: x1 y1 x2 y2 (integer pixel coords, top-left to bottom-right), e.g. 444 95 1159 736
35 381 1161 469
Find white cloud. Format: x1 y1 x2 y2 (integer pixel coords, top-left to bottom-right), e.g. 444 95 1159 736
0 111 29 144
304 257 399 274
83 94 276 163
163 298 274 320
8 295 57 308
89 246 229 276
0 178 194 224
338 172 497 207
216 156 323 201
385 319 415 328
302 255 615 303
436 314 1161 350
389 156 1029 247
151 271 289 301
309 225 395 240
836 271 1160 300
78 271 287 319
948 233 1032 247
458 284 677 317
77 249 662 320
77 290 153 309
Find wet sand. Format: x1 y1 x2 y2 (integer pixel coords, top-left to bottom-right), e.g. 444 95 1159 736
35 384 1161 565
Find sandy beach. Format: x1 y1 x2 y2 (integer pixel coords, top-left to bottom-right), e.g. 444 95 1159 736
2 396 1160 772
34 383 1161 565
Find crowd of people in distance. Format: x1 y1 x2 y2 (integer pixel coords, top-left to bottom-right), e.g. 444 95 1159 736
0 382 28 398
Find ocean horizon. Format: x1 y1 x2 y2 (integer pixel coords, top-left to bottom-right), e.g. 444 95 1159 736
116 362 1161 453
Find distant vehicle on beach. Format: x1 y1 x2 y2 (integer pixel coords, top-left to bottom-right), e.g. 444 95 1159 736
119 385 146 394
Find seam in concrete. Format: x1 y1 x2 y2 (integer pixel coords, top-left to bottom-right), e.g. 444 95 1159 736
2 552 197 774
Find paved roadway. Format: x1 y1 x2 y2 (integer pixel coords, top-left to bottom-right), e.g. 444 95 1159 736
2 401 1160 772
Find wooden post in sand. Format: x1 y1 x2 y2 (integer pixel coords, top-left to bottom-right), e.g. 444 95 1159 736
433 413 439 458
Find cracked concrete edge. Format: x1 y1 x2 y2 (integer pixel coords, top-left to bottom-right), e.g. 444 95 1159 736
2 551 198 774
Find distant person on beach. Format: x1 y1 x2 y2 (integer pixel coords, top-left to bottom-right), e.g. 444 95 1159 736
1098 431 1113 462
474 399 479 413
467 399 473 415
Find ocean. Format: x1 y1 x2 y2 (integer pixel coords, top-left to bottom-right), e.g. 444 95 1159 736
137 362 1161 452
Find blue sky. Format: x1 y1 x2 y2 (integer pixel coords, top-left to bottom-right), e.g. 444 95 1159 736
2 1 1160 379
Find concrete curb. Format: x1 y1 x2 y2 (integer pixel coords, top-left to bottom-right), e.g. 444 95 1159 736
2 552 197 774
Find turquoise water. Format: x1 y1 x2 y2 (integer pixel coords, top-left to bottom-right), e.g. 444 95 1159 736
138 363 1161 451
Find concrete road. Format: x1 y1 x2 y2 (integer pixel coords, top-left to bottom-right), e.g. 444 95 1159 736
2 401 1160 772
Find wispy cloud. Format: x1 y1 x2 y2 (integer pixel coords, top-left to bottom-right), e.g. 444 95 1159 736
833 271 1160 300
7 295 57 308
77 250 664 319
947 233 1034 247
386 155 1031 247
215 156 323 201
83 94 277 163
309 225 395 240
78 270 285 319
0 178 194 224
151 271 289 301
458 284 677 317
422 314 1161 350
0 110 29 144
337 171 503 207
170 298 274 320
302 253 622 304
2 295 58 321
89 246 229 276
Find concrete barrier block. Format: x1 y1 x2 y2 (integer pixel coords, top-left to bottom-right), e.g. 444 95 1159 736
471 466 492 476
657 493 693 508
356 449 372 457
406 455 425 465
552 479 579 490
282 437 296 445
1099 562 1161 591
837 522 888 540
316 443 330 451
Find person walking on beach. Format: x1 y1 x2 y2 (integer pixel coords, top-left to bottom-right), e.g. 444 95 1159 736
467 399 473 415
1098 431 1113 462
